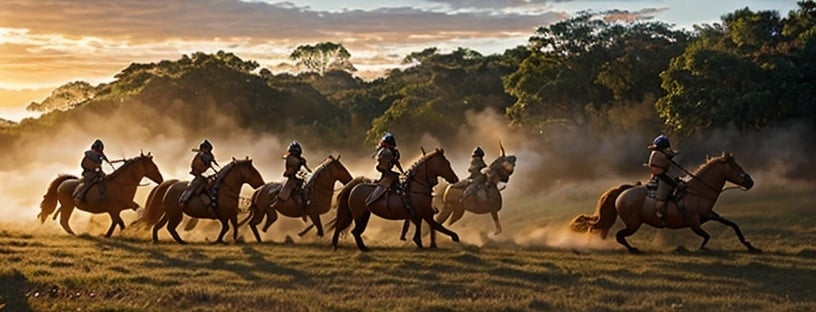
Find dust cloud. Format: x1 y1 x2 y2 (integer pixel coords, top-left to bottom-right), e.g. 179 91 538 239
1 103 812 250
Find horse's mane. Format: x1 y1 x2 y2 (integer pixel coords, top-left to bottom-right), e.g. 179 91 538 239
104 155 148 180
689 154 730 178
406 149 442 178
214 159 252 185
304 156 333 188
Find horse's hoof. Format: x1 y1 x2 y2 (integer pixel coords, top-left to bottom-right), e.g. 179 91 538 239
430 244 438 249
451 234 460 242
359 247 371 252
493 230 502 235
627 248 641 254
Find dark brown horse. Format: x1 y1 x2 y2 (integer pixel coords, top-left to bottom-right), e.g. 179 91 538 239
38 153 164 237
332 148 460 251
571 153 759 253
135 158 264 244
244 155 353 242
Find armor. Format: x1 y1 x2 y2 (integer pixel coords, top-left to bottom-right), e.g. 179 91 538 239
73 142 109 203
279 152 310 201
366 133 405 207
461 148 488 202
180 140 217 207
648 135 677 222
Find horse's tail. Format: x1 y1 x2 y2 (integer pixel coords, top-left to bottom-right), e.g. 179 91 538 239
39 175 76 223
132 179 178 229
334 176 365 233
570 183 637 239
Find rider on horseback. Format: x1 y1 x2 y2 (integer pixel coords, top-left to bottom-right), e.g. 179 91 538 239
74 139 111 203
179 139 218 208
278 141 312 206
365 132 405 207
460 146 487 202
648 134 677 222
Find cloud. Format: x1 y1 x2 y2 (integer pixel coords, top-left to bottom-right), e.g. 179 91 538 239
601 8 669 23
0 0 564 89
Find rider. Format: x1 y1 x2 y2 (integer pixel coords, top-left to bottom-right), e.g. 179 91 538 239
179 139 218 208
277 141 312 206
648 134 677 222
73 139 111 203
460 146 488 202
365 132 405 207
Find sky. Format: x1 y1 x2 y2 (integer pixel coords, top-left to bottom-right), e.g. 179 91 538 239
0 0 802 121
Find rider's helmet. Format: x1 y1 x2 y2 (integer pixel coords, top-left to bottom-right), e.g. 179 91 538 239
652 134 671 150
472 146 484 158
199 139 213 152
91 139 104 151
288 141 303 156
380 132 397 148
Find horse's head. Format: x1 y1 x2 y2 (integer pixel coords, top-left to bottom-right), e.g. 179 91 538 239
423 148 459 184
488 154 517 183
715 152 754 190
137 152 163 184
231 158 265 189
325 155 353 184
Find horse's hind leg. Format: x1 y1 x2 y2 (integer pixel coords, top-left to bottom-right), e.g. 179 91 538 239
152 214 168 243
248 204 266 242
424 216 460 243
712 215 761 252
262 206 279 233
58 201 77 235
351 211 371 252
615 224 642 254
230 215 240 243
165 214 187 244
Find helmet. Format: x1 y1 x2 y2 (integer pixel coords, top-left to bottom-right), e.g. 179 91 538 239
199 139 213 151
472 146 484 157
91 139 104 151
380 132 397 147
652 135 671 150
288 141 302 155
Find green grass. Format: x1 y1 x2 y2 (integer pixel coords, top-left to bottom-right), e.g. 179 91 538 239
1 187 815 311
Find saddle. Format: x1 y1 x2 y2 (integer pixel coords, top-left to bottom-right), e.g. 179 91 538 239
645 176 687 213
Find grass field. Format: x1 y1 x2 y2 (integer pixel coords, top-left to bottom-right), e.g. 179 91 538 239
1 184 814 311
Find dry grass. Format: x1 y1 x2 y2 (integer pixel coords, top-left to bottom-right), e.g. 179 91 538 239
1 187 814 311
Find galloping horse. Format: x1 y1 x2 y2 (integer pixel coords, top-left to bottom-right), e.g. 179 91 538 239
244 155 353 242
332 148 460 251
571 153 759 253
136 158 264 244
38 153 163 237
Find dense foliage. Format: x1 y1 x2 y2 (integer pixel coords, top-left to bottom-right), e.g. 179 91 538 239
3 3 815 149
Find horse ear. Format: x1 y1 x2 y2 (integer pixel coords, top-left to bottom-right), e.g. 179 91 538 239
499 140 506 157
420 147 426 155
328 154 334 160
336 154 341 160
706 154 711 162
436 147 443 154
245 156 249 160
232 156 237 161
140 149 144 156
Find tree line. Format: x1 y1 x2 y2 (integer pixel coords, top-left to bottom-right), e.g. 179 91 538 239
4 2 814 151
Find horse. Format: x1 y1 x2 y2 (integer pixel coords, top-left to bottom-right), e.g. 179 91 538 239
244 155 353 242
135 158 264 244
570 152 759 253
332 148 460 251
38 152 163 237
398 149 518 247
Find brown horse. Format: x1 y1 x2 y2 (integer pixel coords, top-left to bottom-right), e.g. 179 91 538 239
136 158 264 244
38 153 163 237
398 151 518 247
244 155 353 242
571 153 759 253
332 148 460 251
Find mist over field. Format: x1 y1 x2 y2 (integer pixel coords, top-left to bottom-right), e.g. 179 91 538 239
0 100 812 250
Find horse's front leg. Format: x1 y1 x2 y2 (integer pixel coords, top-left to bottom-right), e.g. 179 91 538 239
306 209 325 237
400 220 410 241
423 216 459 243
490 210 502 235
58 201 77 236
215 218 230 244
105 211 125 238
412 216 423 249
230 214 240 243
712 214 761 253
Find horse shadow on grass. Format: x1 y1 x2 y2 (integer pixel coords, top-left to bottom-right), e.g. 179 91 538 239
0 269 33 312
77 235 311 288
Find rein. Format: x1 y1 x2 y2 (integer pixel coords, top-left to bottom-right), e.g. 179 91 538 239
670 158 723 197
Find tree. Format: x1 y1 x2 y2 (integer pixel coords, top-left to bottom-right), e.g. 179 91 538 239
26 81 97 112
290 42 356 75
